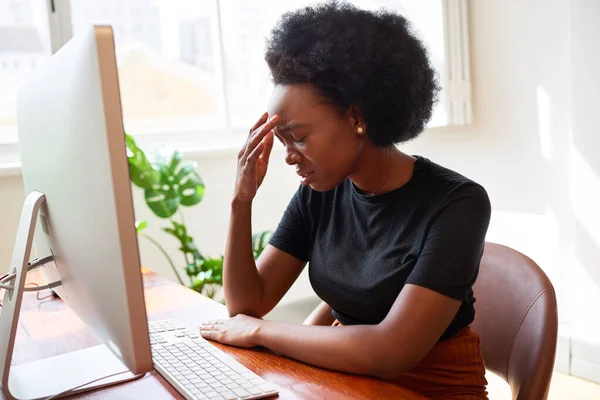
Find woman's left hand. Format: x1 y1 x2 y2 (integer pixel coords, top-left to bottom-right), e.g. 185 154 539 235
199 314 264 348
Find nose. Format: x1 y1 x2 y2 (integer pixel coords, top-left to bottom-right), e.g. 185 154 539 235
285 146 302 166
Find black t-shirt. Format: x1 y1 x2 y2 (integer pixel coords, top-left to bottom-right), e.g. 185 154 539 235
269 156 491 340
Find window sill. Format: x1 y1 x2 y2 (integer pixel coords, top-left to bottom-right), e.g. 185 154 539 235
0 132 248 179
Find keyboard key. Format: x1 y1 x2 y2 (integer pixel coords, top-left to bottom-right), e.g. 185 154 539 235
242 372 259 380
232 388 251 398
257 383 278 394
220 392 237 400
248 387 262 395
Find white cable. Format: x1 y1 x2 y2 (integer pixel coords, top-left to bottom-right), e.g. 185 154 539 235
1 255 55 284
0 280 62 292
0 256 57 292
43 371 147 400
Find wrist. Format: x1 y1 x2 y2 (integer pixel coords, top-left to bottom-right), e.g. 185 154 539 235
231 197 253 210
250 319 267 347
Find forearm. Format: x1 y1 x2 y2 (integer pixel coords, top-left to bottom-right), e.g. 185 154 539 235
223 200 263 317
254 321 395 379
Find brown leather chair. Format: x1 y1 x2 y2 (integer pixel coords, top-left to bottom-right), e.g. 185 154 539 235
472 242 559 400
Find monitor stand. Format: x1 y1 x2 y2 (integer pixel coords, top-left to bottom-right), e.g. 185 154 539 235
0 191 145 400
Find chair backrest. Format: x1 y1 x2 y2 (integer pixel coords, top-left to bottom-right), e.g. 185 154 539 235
471 243 558 400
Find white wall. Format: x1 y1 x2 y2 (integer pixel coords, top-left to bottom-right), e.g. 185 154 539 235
402 0 600 338
566 0 600 339
1 0 600 336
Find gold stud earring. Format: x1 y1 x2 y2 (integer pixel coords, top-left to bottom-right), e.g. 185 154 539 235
357 127 364 135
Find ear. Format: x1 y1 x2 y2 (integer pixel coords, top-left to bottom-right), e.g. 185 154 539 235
347 106 367 134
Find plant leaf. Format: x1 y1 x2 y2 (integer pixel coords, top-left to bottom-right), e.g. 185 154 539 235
175 161 205 207
145 186 178 218
125 133 160 189
135 220 148 233
167 151 182 175
161 220 203 260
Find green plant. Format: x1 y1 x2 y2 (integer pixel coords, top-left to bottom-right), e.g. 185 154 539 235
125 133 271 300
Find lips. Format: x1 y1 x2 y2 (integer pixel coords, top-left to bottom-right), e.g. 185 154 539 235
297 170 315 185
296 171 313 178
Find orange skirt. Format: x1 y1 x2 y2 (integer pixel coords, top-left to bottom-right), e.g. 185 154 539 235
332 321 488 399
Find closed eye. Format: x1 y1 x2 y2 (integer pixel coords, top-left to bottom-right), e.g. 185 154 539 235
292 135 306 143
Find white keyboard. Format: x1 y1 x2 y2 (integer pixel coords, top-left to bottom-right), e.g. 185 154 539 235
148 319 279 400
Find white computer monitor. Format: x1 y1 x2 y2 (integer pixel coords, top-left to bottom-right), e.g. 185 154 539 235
0 26 153 399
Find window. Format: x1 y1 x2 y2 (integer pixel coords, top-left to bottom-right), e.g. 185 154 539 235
0 1 52 146
68 0 225 137
220 0 459 129
1 0 470 163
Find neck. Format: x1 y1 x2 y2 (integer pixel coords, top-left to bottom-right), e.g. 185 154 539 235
348 144 416 195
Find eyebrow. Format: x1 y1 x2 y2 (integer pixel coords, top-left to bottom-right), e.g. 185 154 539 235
277 123 307 133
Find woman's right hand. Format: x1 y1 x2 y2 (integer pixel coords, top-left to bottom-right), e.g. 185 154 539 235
233 112 279 203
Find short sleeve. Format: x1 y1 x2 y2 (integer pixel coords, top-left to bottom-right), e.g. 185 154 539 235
406 183 491 302
269 186 312 262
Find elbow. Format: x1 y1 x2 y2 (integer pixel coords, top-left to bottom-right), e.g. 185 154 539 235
368 352 416 381
371 363 410 381
372 366 406 381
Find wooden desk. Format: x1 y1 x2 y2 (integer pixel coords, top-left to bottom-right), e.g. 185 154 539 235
6 270 424 399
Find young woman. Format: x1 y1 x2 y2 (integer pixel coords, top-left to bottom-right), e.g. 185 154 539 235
200 3 490 398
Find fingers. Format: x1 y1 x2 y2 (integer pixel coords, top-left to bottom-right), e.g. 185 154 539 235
249 112 269 136
199 319 226 341
241 115 279 163
245 142 265 174
258 131 275 164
